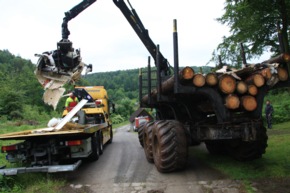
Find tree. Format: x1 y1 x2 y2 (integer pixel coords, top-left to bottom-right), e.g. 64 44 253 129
213 0 290 67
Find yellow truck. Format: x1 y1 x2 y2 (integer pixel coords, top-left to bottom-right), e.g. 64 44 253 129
0 86 113 175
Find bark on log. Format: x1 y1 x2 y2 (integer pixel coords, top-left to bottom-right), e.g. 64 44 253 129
205 73 218 86
236 81 247 94
180 66 194 80
245 73 265 87
161 76 175 93
225 94 240 109
193 74 205 87
241 95 257 111
248 85 258 96
219 74 236 94
277 67 289 81
141 76 174 103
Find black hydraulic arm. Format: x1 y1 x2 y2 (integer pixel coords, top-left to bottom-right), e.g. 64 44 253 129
113 0 170 75
62 0 97 40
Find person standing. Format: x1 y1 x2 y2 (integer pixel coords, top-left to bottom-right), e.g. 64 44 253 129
65 92 79 112
265 100 274 129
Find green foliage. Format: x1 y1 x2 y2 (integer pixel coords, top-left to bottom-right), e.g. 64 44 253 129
212 0 290 66
84 69 140 122
0 174 66 193
263 89 290 124
0 49 63 122
110 114 125 124
0 176 22 193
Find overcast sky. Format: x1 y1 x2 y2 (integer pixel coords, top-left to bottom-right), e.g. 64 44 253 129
0 0 270 73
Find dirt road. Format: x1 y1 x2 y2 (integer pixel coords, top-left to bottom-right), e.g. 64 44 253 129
62 125 245 193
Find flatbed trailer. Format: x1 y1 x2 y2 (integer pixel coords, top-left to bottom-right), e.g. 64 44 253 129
0 122 112 175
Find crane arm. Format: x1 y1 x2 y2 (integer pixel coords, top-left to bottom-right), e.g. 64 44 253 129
62 0 97 40
113 0 170 75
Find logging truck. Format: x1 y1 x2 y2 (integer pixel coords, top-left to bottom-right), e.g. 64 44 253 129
42 0 290 173
112 0 290 172
0 86 113 175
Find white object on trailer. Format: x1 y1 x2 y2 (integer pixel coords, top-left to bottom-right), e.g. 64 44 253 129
55 99 88 130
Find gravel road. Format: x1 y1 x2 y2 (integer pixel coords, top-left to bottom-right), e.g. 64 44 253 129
62 124 245 193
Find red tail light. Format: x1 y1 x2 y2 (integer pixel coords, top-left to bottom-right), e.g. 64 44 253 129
2 145 17 153
65 140 82 146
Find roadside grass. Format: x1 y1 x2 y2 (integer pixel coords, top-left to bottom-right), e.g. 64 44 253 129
191 121 290 192
0 173 66 193
112 121 129 129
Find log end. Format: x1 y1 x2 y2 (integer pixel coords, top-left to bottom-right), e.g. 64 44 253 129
225 94 240 109
206 73 218 86
241 95 257 111
248 85 258 96
253 74 265 87
193 74 205 87
180 66 195 80
277 67 289 81
219 74 236 94
236 81 247 94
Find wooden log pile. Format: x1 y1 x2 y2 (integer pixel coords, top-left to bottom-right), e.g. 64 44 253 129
142 53 290 112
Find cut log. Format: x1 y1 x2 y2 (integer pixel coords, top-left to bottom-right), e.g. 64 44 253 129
241 95 257 111
161 76 175 93
260 68 272 80
219 74 236 94
193 74 205 87
141 76 174 103
236 81 247 94
263 53 290 64
277 67 288 81
248 85 258 96
180 66 194 80
205 73 218 86
225 94 240 109
245 73 265 87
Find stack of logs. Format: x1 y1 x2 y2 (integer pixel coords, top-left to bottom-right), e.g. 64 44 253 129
142 53 290 112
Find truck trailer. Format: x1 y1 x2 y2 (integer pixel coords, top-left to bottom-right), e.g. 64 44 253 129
0 86 113 175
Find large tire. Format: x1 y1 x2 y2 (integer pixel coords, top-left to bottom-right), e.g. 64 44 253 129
152 120 188 173
205 140 227 155
138 123 145 148
143 122 154 163
227 124 268 161
88 133 100 161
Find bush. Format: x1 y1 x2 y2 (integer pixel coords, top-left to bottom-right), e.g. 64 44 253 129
111 114 125 124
